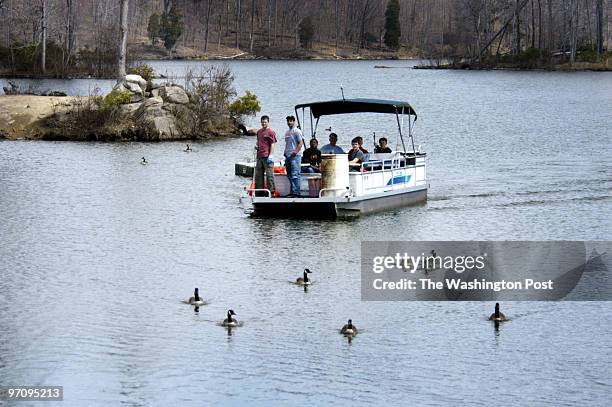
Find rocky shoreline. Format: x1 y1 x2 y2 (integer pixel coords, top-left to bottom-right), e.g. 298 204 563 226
0 74 244 141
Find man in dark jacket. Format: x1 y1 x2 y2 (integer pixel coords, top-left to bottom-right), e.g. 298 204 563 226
301 138 322 173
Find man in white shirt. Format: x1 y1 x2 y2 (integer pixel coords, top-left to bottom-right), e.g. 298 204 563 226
284 115 304 197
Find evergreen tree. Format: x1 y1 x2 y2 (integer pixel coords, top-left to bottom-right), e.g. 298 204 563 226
147 13 161 45
161 5 184 51
298 16 315 49
384 0 401 50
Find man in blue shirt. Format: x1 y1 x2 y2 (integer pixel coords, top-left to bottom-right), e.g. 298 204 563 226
284 115 304 197
320 133 345 154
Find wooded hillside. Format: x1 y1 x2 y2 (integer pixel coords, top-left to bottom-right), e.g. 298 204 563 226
1 1 610 76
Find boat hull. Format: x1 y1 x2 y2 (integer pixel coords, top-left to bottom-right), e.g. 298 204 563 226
252 187 427 219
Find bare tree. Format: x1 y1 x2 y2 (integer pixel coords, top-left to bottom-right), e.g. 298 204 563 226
595 0 603 55
249 0 255 52
204 0 212 53
334 0 339 53
118 0 129 79
40 0 47 74
235 0 241 49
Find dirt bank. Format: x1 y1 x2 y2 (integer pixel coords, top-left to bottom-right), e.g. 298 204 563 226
0 95 76 139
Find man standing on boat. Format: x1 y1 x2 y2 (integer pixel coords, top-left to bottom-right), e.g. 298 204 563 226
255 115 276 197
284 115 304 197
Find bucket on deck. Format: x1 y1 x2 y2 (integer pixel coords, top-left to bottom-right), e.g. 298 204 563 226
320 154 349 197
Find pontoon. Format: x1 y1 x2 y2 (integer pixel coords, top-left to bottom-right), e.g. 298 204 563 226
245 98 428 218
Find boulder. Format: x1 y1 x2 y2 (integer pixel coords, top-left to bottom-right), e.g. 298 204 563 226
134 97 186 140
124 74 147 93
142 96 164 109
113 82 142 103
119 102 142 115
112 75 149 103
159 85 189 105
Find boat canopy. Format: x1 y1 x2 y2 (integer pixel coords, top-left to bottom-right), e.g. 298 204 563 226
294 98 417 120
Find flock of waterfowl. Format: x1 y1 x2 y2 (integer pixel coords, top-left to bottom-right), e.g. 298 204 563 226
183 268 509 336
140 145 193 166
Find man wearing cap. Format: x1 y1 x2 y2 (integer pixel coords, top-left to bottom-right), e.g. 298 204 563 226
284 115 304 197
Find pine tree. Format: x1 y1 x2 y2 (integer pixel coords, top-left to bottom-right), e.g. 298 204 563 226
384 0 401 50
298 16 315 49
148 13 161 45
161 5 184 51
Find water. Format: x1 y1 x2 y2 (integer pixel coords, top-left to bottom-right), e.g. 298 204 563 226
1 61 611 406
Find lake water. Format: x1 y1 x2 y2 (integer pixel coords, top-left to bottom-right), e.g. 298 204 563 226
1 61 611 406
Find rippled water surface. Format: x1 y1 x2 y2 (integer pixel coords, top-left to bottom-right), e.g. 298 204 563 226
1 61 611 406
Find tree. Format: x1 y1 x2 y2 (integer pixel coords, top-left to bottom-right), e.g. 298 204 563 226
161 4 184 51
249 0 255 52
383 0 400 49
148 13 161 45
595 0 603 55
298 16 314 49
118 0 128 79
40 0 47 74
203 0 212 53
235 0 241 49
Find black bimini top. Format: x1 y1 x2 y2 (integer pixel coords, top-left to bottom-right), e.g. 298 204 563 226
294 98 417 120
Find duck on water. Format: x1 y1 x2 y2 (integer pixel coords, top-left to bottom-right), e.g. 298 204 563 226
222 309 239 327
341 319 358 336
296 268 312 285
184 288 205 305
488 303 507 322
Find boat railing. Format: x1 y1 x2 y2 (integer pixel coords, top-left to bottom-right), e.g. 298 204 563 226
319 187 351 198
249 188 272 198
353 154 426 192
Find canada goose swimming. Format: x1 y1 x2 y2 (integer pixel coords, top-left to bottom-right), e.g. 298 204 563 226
140 157 147 165
222 309 238 327
184 144 192 152
341 319 358 335
424 249 437 273
187 288 205 305
488 303 507 321
296 268 312 285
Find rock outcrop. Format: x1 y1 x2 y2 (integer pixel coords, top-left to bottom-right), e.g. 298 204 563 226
0 75 241 141
113 74 148 102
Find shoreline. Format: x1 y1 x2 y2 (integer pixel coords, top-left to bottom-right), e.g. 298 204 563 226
3 59 611 80
0 54 421 80
414 60 611 72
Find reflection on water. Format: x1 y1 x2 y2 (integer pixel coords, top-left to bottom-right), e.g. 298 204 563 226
1 62 611 406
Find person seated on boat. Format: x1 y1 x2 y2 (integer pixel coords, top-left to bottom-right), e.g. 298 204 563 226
374 137 392 153
320 133 345 154
348 137 365 172
356 136 369 154
301 138 322 173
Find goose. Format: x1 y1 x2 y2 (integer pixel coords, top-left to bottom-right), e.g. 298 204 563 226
341 319 358 335
140 157 147 165
184 144 192 152
296 268 312 285
488 303 507 321
187 288 205 305
222 309 238 327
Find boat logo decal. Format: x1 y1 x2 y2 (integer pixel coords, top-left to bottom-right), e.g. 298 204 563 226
387 175 412 185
